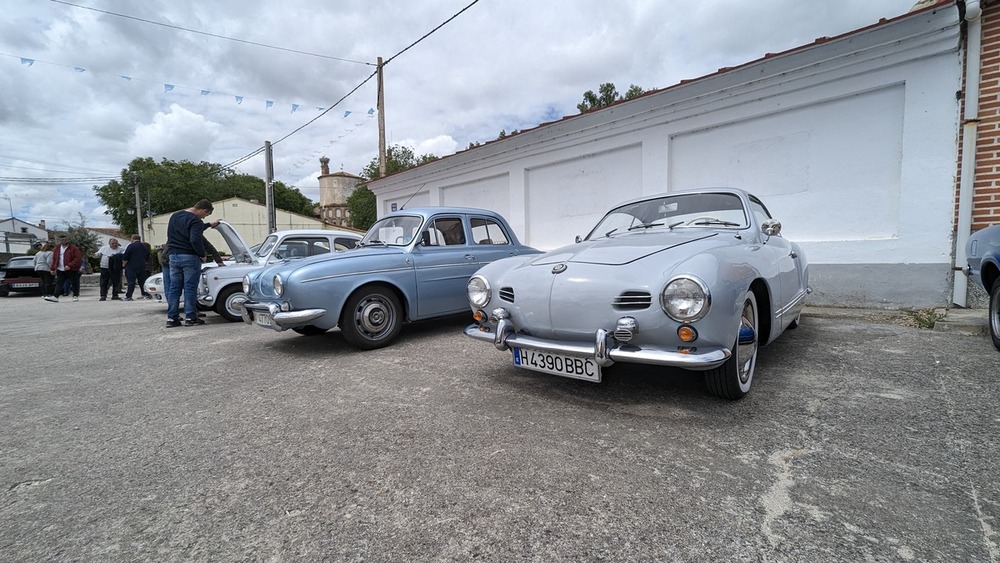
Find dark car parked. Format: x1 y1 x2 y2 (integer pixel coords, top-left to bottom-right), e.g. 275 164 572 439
965 223 1000 350
0 255 45 297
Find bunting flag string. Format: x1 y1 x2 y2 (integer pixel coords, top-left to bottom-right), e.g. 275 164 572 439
283 109 377 178
2 51 376 116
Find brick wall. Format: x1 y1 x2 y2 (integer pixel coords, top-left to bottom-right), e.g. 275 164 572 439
961 1 1000 230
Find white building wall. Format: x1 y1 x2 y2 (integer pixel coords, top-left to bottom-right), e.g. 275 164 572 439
368 6 962 308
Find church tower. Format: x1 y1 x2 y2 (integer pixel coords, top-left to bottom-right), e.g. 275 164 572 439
317 157 364 227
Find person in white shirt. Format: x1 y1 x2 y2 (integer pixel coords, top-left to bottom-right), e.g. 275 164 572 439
94 238 125 301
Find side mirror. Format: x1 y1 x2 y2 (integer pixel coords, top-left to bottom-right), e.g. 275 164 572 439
762 219 782 238
421 231 432 246
575 235 582 243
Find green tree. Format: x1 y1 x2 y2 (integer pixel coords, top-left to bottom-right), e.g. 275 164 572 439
346 186 376 231
360 144 438 181
577 82 646 112
94 157 316 232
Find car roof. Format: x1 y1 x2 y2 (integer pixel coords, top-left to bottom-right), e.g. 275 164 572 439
268 229 362 238
383 207 507 220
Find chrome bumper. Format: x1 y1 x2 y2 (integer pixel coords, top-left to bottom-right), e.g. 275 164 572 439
241 301 326 332
464 322 731 370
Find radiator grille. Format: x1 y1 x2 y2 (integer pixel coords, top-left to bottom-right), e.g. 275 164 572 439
499 287 515 303
613 291 651 310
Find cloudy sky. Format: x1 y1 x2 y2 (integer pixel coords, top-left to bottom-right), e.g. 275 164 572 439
1 0 925 229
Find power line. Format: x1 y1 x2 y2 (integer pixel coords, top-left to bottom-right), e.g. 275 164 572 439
48 0 375 67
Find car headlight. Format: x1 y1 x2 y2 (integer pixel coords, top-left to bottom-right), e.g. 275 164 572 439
467 275 491 308
242 274 251 294
660 275 711 322
272 274 284 297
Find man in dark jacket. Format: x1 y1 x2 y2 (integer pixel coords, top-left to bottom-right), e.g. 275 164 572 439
122 234 150 301
165 199 215 327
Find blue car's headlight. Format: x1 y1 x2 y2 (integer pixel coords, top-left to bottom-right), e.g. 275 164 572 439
273 274 284 297
660 275 711 322
242 274 251 294
467 275 491 308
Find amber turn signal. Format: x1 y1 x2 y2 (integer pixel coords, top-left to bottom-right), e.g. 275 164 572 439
473 309 486 322
677 325 698 342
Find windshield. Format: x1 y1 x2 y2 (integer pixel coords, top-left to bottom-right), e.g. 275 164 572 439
7 257 34 269
587 192 748 240
255 235 279 258
361 215 424 246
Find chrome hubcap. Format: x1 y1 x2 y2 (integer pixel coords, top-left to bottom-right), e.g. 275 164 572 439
737 300 758 385
357 297 392 336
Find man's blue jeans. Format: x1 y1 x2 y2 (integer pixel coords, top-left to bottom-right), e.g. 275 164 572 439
167 254 201 321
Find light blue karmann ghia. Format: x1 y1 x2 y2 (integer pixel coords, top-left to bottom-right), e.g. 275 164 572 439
464 187 810 400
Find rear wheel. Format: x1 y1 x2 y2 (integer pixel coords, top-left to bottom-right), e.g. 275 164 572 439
292 325 328 336
215 285 247 322
705 290 759 400
339 285 402 350
0 287 9 297
990 281 1000 351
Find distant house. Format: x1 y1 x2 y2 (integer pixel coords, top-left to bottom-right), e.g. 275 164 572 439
0 217 49 255
88 227 129 250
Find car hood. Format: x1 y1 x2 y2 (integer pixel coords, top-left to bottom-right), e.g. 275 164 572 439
528 230 719 266
214 221 255 264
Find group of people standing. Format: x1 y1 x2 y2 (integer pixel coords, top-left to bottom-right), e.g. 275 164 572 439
34 234 156 302
27 198 220 327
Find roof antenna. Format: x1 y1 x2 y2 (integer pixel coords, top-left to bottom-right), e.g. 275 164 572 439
397 182 426 211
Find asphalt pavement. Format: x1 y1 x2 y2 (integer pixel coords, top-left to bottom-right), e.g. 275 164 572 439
1 286 998 562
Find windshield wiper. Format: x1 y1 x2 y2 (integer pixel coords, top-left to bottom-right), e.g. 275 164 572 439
690 219 740 227
361 239 387 247
604 228 619 238
627 222 665 231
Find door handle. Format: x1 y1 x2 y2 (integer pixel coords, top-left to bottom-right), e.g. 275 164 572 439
465 254 476 261
789 251 797 259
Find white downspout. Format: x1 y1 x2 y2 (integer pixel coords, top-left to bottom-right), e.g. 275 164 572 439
954 0 983 307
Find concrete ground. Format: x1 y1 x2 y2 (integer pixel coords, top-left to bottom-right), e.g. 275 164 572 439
1 287 998 562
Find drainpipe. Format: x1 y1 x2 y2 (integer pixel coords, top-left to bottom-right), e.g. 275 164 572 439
953 0 983 307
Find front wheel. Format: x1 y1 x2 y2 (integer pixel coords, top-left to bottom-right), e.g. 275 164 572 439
989 281 1000 351
215 285 247 322
705 290 759 400
339 285 403 350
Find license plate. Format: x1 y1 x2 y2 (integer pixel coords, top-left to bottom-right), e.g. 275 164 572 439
513 347 601 382
12 283 39 288
255 313 273 327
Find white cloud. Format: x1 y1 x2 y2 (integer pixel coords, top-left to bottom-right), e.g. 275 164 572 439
128 103 221 162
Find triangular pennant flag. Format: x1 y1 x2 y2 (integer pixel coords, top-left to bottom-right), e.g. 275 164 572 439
20 58 34 66
367 108 375 115
343 111 352 118
266 100 274 109
121 75 132 82
235 96 243 104
164 84 174 92
200 90 210 95
74 67 85 73
316 107 325 111
291 104 299 113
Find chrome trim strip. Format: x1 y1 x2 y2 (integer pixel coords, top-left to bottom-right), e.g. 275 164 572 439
464 324 730 369
775 289 808 318
301 265 413 284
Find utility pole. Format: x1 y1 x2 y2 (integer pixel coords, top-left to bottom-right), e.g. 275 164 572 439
377 56 386 178
133 174 144 243
264 140 276 233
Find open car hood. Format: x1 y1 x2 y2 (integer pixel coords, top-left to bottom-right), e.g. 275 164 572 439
214 221 255 264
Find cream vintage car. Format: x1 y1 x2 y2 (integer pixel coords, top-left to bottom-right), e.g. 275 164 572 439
465 187 810 400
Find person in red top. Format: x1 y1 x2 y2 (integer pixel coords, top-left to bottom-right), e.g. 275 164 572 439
44 234 83 302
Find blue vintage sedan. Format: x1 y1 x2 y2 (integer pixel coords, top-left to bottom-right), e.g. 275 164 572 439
241 207 539 349
464 188 810 400
965 223 1000 350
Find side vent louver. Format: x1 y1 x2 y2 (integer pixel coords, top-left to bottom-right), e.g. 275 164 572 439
613 291 651 310
499 287 515 303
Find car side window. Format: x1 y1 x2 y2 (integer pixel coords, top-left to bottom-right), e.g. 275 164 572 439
471 217 510 245
275 237 329 259
425 218 466 246
334 237 358 251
